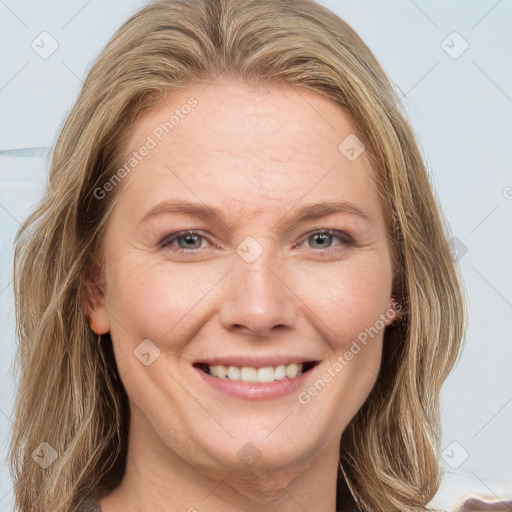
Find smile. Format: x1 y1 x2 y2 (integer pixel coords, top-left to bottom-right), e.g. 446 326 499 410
193 359 319 400
197 362 317 382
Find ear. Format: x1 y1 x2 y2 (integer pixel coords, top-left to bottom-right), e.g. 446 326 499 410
384 275 405 327
384 296 403 327
82 272 111 335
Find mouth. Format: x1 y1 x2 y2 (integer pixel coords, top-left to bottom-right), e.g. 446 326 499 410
192 356 321 400
194 361 319 383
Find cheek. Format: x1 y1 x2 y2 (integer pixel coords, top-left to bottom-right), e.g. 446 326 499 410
290 259 390 437
293 255 392 350
105 255 228 345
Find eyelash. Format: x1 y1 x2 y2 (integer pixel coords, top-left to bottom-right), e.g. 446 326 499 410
158 229 355 254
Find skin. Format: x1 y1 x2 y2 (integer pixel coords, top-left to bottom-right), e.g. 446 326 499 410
88 78 396 512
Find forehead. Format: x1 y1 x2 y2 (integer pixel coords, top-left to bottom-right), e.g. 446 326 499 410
117 80 382 222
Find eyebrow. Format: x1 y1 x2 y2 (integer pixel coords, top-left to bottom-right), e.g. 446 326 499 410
139 199 371 228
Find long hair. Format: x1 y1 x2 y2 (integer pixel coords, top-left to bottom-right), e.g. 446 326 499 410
9 1 466 510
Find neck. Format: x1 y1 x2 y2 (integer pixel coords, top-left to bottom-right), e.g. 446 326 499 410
98 409 341 512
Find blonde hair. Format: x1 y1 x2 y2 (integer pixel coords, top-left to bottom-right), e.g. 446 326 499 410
9 0 466 510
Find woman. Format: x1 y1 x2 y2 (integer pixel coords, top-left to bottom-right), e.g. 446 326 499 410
9 0 467 511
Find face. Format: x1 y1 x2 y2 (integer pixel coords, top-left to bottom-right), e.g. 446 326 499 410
89 79 395 476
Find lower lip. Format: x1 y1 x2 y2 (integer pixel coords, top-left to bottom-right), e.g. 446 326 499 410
194 366 314 401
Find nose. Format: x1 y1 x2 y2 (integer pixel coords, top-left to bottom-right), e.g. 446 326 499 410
218 242 298 337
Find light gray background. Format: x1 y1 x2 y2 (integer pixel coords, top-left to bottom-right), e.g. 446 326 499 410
1 1 511 510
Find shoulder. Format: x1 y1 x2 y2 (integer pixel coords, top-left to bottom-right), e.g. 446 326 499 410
456 497 512 511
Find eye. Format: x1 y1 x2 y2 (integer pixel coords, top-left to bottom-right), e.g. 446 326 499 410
159 230 210 252
158 229 354 254
295 229 354 252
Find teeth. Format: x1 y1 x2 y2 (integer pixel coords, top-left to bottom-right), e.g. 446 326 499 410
285 363 300 378
274 365 286 380
256 367 275 383
227 366 241 380
210 364 227 378
206 363 305 382
240 367 257 382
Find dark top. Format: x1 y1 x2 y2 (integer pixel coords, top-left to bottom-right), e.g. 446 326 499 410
78 499 363 511
79 500 102 511
78 498 362 511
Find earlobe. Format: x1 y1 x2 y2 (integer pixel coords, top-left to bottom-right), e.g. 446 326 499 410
88 308 111 335
385 296 404 326
82 280 111 335
385 273 405 326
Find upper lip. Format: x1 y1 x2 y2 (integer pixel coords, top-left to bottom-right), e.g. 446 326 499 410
194 356 320 368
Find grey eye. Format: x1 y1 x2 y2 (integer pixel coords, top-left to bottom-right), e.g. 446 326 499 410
308 232 333 249
176 234 203 249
